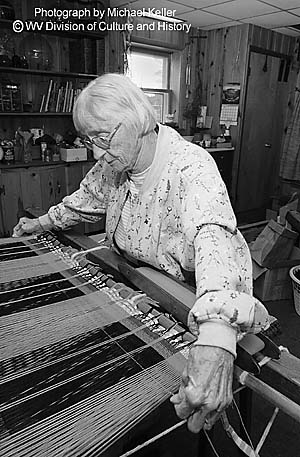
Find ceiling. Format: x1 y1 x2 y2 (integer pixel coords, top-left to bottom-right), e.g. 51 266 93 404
110 0 300 36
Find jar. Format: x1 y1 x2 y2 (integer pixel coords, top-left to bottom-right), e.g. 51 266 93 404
1 140 15 165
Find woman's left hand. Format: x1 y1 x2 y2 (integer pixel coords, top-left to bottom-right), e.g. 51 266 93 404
170 345 234 433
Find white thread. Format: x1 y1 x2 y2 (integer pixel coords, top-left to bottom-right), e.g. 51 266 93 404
204 430 221 457
233 398 255 451
70 240 108 261
119 420 187 457
255 407 279 453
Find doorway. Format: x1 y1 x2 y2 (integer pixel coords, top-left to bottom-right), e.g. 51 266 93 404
236 49 291 222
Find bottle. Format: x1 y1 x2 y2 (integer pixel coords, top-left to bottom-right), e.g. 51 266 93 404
41 142 47 161
23 147 32 163
52 151 60 162
45 149 51 162
2 141 15 165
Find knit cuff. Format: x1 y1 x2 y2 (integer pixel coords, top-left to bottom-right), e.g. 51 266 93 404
192 320 237 358
38 214 55 231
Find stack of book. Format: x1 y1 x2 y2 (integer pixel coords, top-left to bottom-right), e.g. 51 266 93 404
39 80 84 113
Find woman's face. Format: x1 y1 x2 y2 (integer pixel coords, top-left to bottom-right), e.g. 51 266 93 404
89 121 142 173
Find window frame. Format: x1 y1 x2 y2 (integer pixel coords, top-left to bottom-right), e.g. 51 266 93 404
128 46 173 123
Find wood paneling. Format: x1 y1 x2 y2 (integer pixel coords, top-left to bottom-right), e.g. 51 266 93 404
196 24 297 213
0 170 22 237
105 20 124 73
131 17 186 50
197 25 249 137
248 25 295 56
0 162 104 236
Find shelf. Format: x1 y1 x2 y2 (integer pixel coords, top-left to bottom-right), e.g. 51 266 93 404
0 159 94 169
207 147 234 153
0 112 72 116
0 66 98 78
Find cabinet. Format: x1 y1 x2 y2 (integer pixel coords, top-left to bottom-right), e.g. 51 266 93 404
0 1 107 236
0 161 104 236
20 165 66 209
208 148 234 197
0 0 107 140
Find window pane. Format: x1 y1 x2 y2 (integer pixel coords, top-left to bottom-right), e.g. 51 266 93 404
130 51 168 89
145 92 165 122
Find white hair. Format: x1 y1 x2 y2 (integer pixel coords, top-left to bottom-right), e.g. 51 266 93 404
73 73 157 136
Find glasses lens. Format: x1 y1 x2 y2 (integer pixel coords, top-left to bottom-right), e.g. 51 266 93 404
93 136 110 150
89 122 122 150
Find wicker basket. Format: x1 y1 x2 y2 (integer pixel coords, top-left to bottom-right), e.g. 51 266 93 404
289 266 300 316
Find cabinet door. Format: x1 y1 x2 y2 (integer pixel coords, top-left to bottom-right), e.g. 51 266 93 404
53 166 67 203
20 169 43 213
65 161 105 234
82 162 95 176
65 163 84 195
0 170 22 236
209 150 234 196
37 166 66 211
39 168 57 210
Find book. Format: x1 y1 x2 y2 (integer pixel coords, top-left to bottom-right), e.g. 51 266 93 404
44 79 53 112
62 81 69 112
55 87 62 112
48 81 57 112
68 88 74 112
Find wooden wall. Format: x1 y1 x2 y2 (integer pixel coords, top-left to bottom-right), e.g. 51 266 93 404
196 24 297 207
197 25 249 136
131 17 186 50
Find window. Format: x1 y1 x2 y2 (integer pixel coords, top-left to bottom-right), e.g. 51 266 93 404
128 48 171 123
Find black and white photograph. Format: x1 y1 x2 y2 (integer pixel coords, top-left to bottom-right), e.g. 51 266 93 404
0 1 300 456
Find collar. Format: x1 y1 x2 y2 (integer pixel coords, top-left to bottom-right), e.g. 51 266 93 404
112 124 179 191
140 124 180 194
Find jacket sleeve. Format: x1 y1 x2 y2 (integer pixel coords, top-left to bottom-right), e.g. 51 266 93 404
40 161 109 231
182 150 269 357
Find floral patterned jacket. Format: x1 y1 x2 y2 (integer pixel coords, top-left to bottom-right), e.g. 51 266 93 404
40 125 269 356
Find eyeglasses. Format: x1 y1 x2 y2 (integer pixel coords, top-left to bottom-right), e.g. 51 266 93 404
82 122 122 150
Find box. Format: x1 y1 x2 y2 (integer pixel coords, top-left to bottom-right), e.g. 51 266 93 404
250 219 298 268
60 147 87 162
253 247 300 301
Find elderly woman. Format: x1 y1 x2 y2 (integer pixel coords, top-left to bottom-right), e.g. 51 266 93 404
13 73 269 433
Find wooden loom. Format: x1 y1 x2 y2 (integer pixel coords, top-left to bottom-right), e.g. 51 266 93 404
0 231 300 457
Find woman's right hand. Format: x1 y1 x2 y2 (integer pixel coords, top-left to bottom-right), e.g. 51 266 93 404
12 217 43 237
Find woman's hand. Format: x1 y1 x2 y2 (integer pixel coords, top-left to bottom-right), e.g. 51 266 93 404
12 217 43 237
170 345 234 433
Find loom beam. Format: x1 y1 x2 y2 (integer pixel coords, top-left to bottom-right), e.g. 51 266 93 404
56 231 300 423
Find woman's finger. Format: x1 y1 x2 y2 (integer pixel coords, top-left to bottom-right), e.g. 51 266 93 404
12 222 24 237
187 407 208 433
203 411 222 430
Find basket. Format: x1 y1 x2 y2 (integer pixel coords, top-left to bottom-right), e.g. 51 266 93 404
289 266 300 316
